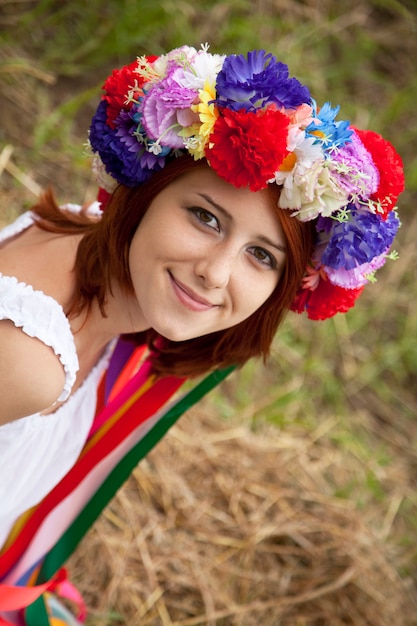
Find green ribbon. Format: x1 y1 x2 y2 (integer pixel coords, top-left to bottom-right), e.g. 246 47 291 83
24 594 49 626
25 367 234 625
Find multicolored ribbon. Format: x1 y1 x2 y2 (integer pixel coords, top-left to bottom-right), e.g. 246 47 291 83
0 340 233 624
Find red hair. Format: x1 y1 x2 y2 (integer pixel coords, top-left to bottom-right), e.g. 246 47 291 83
31 156 314 377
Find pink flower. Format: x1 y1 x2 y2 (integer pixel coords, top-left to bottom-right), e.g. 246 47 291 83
355 129 405 218
330 131 379 199
141 74 199 149
324 251 388 289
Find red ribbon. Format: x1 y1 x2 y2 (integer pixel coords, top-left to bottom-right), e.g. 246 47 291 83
0 568 66 611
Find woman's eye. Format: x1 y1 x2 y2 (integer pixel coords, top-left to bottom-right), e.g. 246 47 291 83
249 246 276 269
190 208 220 231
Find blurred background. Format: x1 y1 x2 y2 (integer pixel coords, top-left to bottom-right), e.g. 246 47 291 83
1 1 417 624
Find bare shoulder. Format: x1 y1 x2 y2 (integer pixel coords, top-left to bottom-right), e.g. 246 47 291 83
0 320 66 425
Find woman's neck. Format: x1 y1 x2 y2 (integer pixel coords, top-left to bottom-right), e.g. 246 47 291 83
70 278 150 355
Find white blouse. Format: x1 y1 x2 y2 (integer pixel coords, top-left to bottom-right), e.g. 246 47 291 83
0 207 112 549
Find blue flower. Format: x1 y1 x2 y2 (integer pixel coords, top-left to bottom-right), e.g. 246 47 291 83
89 101 165 186
316 215 334 234
322 207 400 270
306 101 353 151
214 50 310 111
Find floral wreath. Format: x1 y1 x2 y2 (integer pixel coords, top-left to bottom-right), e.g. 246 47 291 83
88 44 405 320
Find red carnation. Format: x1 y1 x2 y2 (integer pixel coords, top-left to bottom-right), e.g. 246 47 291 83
355 128 405 219
290 278 363 320
206 107 289 192
103 56 158 129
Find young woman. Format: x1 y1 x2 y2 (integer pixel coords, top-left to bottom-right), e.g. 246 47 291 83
0 44 404 614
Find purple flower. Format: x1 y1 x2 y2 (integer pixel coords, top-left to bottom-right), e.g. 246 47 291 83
214 50 310 111
322 207 400 270
316 215 334 234
89 101 165 186
140 73 198 149
325 252 389 289
330 131 379 198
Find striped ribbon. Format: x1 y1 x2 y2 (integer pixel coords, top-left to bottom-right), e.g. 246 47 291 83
0 341 233 625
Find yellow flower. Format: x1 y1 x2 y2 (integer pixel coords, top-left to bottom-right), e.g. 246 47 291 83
181 80 218 159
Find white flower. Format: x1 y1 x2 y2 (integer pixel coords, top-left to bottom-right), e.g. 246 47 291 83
152 45 197 78
279 159 349 221
91 154 117 193
148 142 163 155
181 49 226 91
269 130 348 221
272 130 323 189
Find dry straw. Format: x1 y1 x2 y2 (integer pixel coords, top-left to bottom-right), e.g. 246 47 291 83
68 408 416 626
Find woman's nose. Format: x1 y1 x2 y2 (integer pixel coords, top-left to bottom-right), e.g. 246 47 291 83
194 245 237 289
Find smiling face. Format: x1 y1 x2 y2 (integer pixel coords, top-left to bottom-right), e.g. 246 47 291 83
127 167 287 342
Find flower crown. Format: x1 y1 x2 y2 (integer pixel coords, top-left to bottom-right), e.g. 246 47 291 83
89 44 405 320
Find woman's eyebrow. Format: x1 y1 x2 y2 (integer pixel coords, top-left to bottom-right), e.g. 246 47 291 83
197 193 232 220
197 193 286 254
257 235 287 254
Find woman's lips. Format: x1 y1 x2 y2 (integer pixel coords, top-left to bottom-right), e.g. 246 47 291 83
169 272 218 312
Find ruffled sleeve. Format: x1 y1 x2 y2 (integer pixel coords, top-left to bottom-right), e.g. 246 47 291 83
0 204 102 402
0 275 79 401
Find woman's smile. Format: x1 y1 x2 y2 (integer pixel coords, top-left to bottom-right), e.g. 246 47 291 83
168 271 220 312
127 167 287 342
